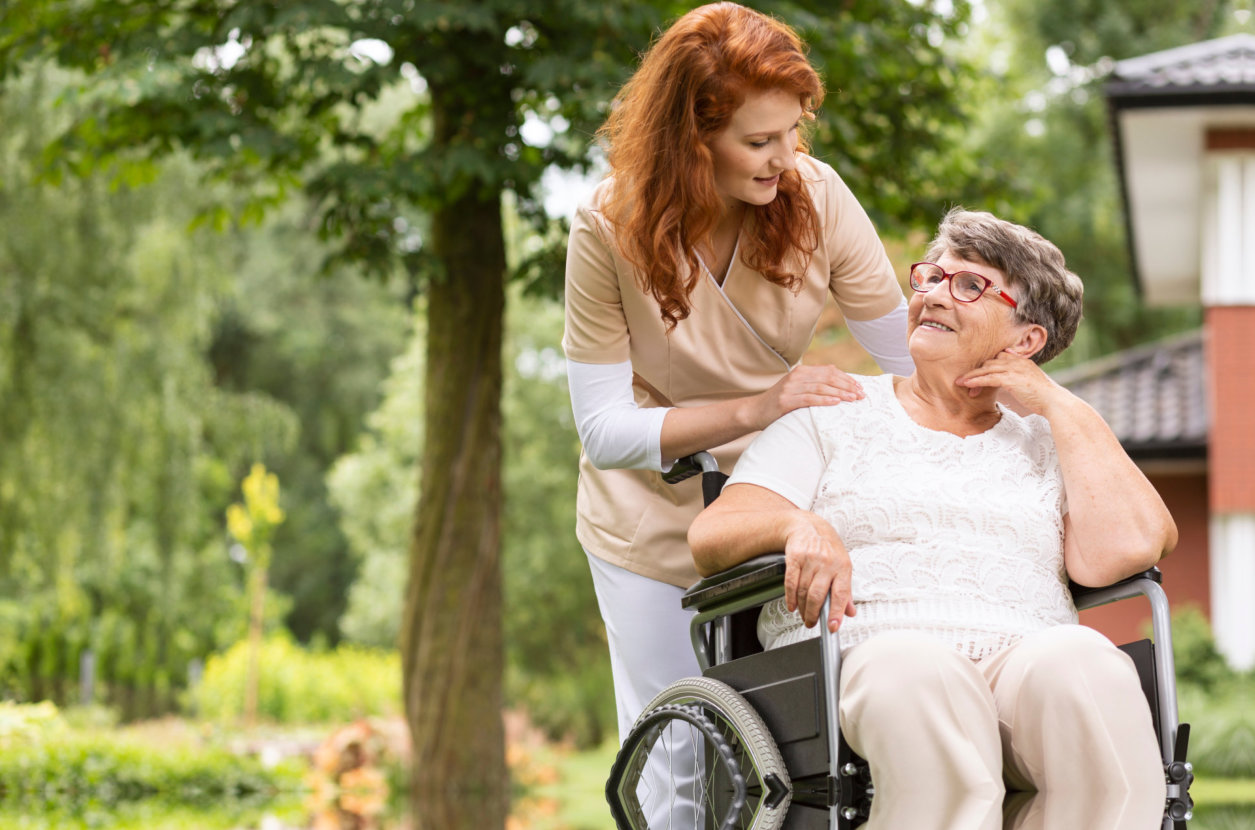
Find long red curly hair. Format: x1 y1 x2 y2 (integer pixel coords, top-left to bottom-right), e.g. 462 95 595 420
597 2 823 331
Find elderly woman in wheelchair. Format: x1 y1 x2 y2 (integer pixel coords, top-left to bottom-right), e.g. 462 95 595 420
637 208 1179 830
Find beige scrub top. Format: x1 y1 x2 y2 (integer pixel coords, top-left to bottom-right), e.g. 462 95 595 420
563 153 904 588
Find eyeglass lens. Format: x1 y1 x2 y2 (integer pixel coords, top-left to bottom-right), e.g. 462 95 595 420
911 264 986 302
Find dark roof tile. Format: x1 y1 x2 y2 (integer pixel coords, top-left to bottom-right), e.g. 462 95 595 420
1051 330 1207 458
1111 33 1255 91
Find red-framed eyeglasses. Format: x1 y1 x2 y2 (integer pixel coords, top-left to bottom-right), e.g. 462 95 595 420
909 262 1018 309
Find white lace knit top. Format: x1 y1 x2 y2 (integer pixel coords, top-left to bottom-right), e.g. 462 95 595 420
726 373 1078 661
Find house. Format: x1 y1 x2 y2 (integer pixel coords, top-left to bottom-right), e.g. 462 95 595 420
1071 33 1255 670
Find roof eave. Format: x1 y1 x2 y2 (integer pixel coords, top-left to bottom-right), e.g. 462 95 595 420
1104 73 1255 300
1107 84 1255 110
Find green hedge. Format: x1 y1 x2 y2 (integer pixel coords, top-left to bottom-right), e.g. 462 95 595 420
0 704 302 815
190 633 400 724
0 737 296 810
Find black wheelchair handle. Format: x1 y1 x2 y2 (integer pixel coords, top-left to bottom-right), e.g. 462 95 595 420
662 451 720 483
664 451 729 507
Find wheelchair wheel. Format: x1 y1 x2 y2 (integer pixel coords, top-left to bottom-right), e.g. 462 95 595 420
607 676 791 830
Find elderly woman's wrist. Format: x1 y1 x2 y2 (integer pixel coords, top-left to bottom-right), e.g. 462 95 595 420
1035 385 1087 423
791 510 830 540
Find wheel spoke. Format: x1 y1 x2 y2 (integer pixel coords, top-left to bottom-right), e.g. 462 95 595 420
606 678 792 830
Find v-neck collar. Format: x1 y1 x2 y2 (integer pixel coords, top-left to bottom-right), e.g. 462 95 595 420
695 233 742 287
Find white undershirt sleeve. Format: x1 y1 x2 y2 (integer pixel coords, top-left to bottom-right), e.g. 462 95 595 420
567 359 672 471
846 298 915 376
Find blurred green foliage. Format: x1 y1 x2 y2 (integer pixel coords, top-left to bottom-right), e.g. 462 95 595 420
0 66 294 718
1189 805 1255 830
1169 605 1242 694
1170 616 1255 781
499 294 611 749
191 633 400 724
0 63 408 714
0 704 302 814
1185 683 1255 779
0 801 308 830
208 212 409 644
325 309 425 649
1162 607 1255 779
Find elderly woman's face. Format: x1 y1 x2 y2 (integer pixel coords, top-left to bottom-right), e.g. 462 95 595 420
907 251 1021 369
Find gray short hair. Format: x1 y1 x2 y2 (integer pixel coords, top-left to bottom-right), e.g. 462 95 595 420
924 208 1083 365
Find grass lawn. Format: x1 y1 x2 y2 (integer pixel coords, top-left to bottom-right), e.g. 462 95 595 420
1194 776 1255 805
515 739 618 830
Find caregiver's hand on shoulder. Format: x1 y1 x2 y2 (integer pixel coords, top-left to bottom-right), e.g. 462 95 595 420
747 364 864 429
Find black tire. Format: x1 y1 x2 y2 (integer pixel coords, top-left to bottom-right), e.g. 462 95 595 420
607 676 791 830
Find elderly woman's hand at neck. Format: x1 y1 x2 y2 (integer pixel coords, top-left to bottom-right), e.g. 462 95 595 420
954 350 1071 417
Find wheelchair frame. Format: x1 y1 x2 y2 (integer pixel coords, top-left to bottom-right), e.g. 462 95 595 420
609 451 1195 830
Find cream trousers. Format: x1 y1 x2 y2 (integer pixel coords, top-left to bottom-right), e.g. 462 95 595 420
838 626 1166 830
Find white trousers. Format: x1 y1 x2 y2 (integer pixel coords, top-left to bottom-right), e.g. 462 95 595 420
839 626 1166 830
588 552 703 827
586 551 702 739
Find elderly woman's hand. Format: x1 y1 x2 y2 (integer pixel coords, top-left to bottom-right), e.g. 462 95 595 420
955 350 1069 416
783 514 856 632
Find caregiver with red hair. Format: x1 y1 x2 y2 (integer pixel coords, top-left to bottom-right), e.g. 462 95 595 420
563 1 911 750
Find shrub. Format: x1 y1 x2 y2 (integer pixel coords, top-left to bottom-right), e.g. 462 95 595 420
1180 681 1255 779
190 632 400 724
508 661 614 750
1189 805 1255 830
0 701 66 744
1167 605 1238 693
1156 607 1255 779
0 704 302 814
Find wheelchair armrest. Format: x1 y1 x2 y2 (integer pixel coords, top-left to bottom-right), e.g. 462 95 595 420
681 553 786 611
1069 567 1162 612
686 561 1164 614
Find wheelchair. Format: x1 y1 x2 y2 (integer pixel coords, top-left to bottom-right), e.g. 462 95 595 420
606 452 1196 830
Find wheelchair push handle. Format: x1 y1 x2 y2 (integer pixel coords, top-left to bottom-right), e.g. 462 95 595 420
664 451 729 507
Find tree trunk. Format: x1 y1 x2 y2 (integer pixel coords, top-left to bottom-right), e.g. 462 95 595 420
401 187 507 825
